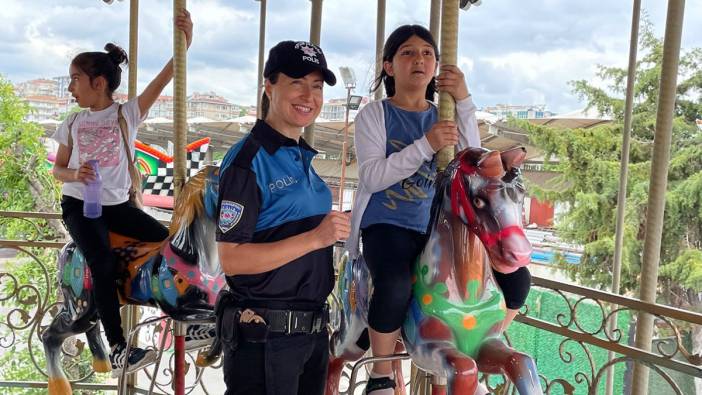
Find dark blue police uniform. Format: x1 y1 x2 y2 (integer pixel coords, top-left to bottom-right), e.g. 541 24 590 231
216 119 332 395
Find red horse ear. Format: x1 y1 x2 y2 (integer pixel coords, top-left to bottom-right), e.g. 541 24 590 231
501 147 527 171
477 150 505 178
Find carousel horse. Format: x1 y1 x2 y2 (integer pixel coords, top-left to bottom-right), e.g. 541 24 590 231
43 165 225 395
327 147 543 395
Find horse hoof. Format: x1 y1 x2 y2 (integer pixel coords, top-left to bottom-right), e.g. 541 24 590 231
92 358 111 373
48 377 72 395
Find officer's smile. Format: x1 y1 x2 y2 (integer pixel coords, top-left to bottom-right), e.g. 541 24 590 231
293 104 313 113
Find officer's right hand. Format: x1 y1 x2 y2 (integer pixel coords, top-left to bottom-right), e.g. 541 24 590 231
310 211 350 249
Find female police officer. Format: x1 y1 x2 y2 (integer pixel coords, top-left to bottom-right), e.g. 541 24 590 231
216 40 350 395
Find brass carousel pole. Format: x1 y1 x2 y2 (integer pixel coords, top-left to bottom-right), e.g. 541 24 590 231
172 1 188 394
304 0 323 147
123 1 140 391
436 0 459 172
173 0 187 200
412 4 443 393
429 0 441 49
631 0 685 393
255 0 267 118
374 0 386 101
605 1 641 394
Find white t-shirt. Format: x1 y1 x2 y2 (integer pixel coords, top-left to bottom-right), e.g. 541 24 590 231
52 98 146 205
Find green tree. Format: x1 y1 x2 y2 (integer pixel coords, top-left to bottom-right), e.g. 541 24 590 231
0 75 63 224
514 20 702 310
0 75 92 392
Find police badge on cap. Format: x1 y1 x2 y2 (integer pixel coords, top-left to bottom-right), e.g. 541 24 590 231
263 40 337 86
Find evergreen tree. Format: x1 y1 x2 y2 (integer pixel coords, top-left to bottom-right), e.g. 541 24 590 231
514 20 702 312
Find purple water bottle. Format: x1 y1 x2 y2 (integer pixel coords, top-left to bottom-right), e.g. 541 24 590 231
83 159 102 219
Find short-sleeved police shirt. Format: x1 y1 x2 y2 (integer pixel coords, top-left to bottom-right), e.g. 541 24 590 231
216 120 333 308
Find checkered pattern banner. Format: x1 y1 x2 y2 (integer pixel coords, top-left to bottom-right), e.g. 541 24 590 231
142 141 209 197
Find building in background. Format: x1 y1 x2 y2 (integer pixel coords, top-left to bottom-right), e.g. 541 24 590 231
320 98 347 121
15 77 369 123
187 92 241 120
483 104 554 120
22 96 71 121
52 76 71 98
14 78 57 98
150 96 175 119
320 96 369 121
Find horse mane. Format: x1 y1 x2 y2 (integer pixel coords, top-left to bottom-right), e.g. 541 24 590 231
429 147 487 225
169 165 216 236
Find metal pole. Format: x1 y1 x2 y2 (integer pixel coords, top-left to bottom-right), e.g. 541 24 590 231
172 2 187 390
309 0 322 44
173 0 187 200
374 0 386 101
605 2 641 394
173 322 186 395
338 87 351 209
256 0 267 119
631 0 685 393
436 0 459 171
430 0 441 44
304 0 323 146
127 0 138 99
124 2 140 391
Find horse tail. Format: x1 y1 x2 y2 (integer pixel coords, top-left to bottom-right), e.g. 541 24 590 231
195 337 222 368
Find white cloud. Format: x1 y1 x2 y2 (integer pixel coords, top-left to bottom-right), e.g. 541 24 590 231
1 0 700 113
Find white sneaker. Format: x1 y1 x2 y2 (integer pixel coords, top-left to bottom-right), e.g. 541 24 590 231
184 324 216 350
109 343 158 378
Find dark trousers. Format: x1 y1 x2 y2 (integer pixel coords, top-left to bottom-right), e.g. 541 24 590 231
362 223 428 333
61 195 168 347
223 331 329 395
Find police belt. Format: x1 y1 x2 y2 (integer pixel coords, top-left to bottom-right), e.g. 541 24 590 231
242 305 328 335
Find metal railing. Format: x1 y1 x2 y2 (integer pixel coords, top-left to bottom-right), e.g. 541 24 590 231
1 210 700 394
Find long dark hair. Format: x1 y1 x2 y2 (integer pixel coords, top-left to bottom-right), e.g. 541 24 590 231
260 72 280 120
371 25 440 101
71 43 128 98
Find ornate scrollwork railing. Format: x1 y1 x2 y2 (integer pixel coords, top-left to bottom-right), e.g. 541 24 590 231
1 210 701 394
507 276 702 394
0 211 216 393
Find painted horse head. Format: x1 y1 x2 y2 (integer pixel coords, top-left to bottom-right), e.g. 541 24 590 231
328 147 542 395
447 147 531 273
44 165 225 395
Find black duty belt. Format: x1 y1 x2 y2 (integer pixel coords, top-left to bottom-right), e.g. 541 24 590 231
242 306 329 335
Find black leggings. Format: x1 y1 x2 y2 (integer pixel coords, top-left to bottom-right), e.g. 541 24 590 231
493 266 531 310
61 196 168 347
362 224 428 333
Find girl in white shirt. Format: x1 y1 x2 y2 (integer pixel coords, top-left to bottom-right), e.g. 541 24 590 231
51 9 192 375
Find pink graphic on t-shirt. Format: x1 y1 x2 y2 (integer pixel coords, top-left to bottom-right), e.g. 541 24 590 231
77 125 120 167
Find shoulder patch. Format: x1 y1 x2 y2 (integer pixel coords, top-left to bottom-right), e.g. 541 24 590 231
219 200 244 233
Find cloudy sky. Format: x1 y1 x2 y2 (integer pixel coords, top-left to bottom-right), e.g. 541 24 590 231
1 0 700 113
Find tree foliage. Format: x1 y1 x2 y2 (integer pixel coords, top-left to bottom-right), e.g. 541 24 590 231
513 21 702 309
0 75 62 222
0 75 67 389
